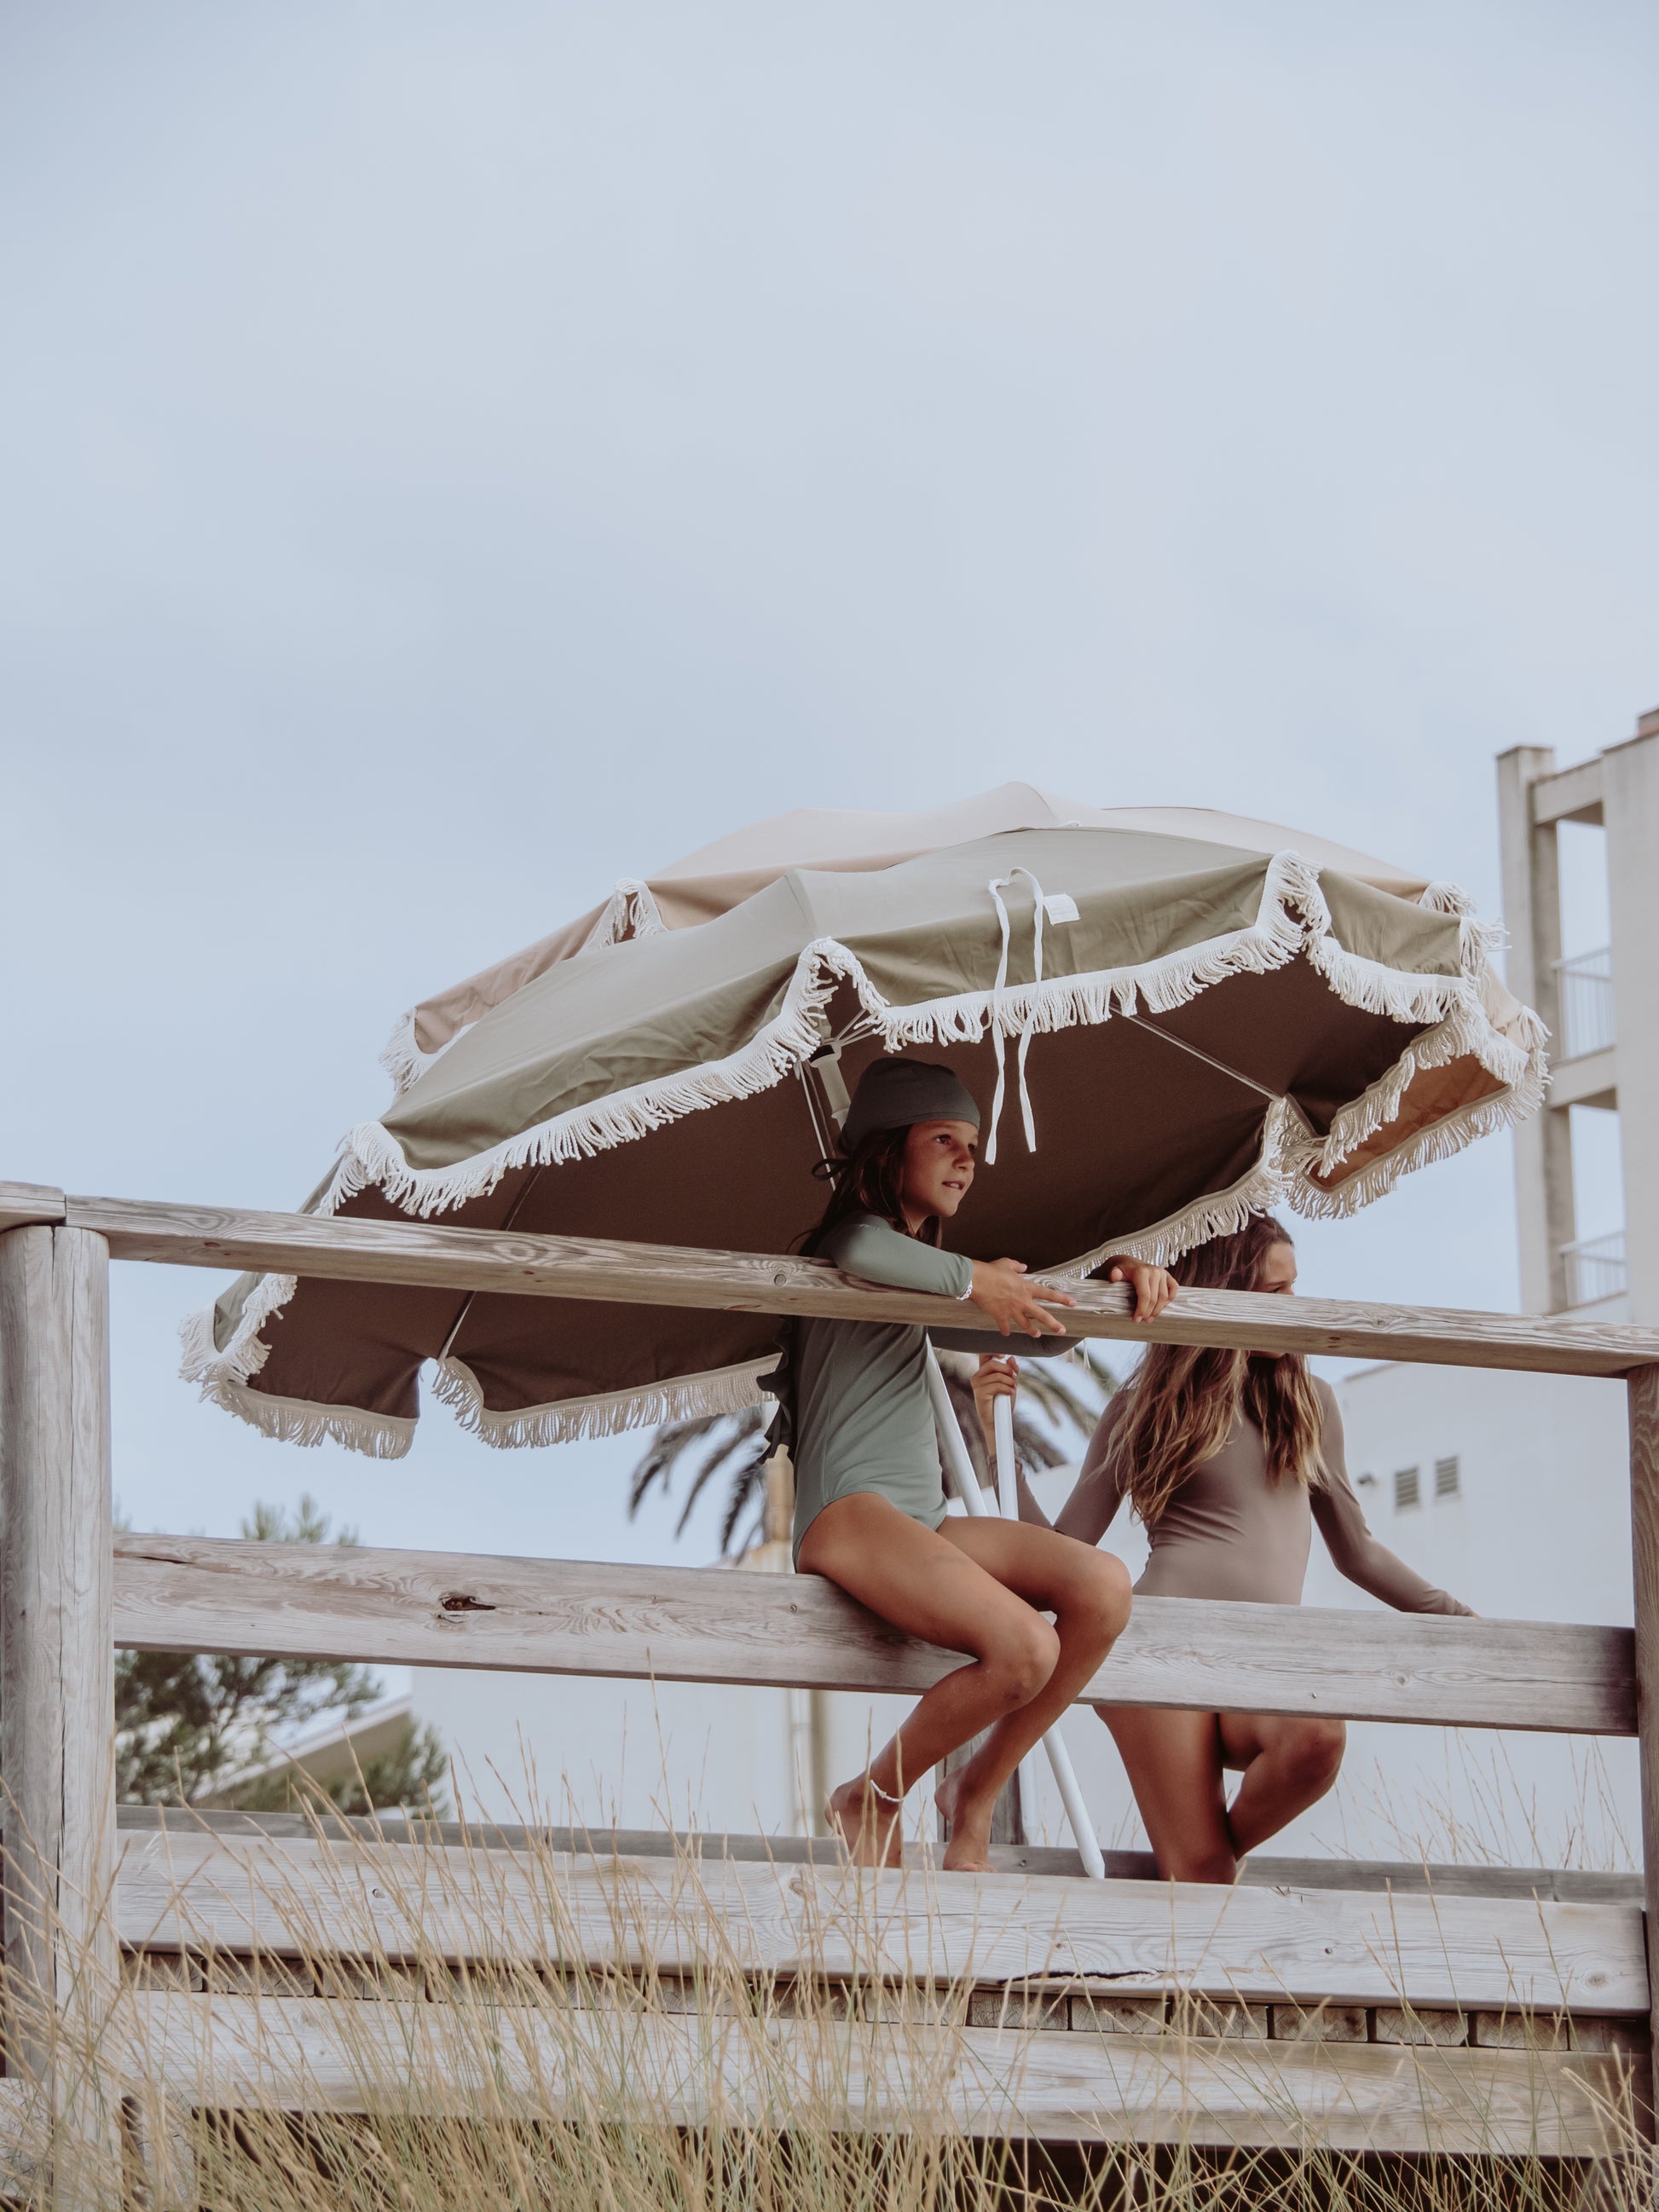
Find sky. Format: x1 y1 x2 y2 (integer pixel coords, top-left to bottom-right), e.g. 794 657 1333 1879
3 0 1656 1580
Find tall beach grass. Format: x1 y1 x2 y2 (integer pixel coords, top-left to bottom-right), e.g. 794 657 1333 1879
0 1771 1649 2212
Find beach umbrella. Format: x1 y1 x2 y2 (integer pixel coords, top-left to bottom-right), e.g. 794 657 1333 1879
182 788 1543 1458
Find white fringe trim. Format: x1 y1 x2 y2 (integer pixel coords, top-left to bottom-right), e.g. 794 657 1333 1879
1312 998 1542 1182
328 848 1540 1228
378 883 673 1100
321 938 859 1221
581 878 668 953
178 1268 418 1456
378 1008 450 1097
205 1378 414 1456
431 1354 774 1447
1292 1071 1546 1223
179 1269 293 1390
184 847 1546 1456
876 851 1322 1050
1044 1096 1317 1276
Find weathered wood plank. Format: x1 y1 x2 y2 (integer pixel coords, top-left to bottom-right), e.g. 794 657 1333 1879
65 1193 1659 1377
113 1829 1650 2014
1627 1364 1659 2122
112 1534 1636 1735
0 1182 66 1232
113 1803 1650 1904
112 1991 1645 2155
0 1229 118 2072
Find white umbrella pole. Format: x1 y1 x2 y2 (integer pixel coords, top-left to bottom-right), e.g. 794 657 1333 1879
992 1392 1047 1837
991 1390 1021 1519
924 1351 1105 1880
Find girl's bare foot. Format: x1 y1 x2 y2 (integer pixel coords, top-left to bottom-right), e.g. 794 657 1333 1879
934 1768 997 1873
825 1776 904 1868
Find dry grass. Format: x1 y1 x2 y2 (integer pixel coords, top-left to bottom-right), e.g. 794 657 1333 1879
1318 1735 1637 1876
0 1791 1651 2212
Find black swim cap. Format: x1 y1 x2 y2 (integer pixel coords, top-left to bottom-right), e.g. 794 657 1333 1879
841 1057 982 1151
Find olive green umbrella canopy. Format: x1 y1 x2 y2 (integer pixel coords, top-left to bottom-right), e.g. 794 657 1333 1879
182 788 1543 1458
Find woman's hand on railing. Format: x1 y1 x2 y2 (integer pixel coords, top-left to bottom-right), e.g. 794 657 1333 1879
969 1258 1076 1337
971 1354 1020 1451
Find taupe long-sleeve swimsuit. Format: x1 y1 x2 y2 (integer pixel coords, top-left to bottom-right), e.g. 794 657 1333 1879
1026 1377 1471 1615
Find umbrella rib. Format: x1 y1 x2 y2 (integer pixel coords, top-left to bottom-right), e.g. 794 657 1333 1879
435 1168 546 1364
1124 1014 1281 1103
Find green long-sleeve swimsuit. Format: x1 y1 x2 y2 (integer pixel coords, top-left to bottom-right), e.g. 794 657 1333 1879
787 1213 1071 1562
789 1214 972 1561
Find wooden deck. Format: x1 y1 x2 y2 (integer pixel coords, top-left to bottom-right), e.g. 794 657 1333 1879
4 1194 1659 2181
1 1809 1617 2158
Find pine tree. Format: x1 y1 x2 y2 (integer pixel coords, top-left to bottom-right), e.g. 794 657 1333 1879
114 1494 447 1812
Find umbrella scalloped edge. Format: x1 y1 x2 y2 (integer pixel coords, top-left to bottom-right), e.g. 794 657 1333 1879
377 881 669 1097
430 1353 779 1451
178 1283 420 1458
179 852 1547 1456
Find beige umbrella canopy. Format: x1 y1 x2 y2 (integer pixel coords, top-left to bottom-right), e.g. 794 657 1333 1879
378 785 1441 1091
183 790 1544 1458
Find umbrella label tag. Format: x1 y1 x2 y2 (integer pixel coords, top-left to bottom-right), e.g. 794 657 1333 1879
1042 892 1080 926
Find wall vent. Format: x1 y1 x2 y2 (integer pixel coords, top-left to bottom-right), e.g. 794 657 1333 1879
1394 1467 1421 1511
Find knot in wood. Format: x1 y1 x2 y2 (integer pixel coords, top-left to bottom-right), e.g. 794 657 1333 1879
439 1591 496 1614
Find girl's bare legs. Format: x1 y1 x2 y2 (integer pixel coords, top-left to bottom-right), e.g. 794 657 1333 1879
798 1494 1130 1871
928 1517 1133 1867
1099 1704 1347 1883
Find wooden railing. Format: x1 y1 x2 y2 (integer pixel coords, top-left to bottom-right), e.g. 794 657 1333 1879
4 1177 1659 2157
112 1535 1635 1735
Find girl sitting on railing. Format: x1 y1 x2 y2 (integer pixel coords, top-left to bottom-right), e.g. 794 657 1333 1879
779 1055 1176 1872
980 1213 1472 1885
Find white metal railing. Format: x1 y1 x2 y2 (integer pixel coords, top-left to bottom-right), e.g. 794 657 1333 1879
1561 1229 1627 1308
1552 946 1615 1061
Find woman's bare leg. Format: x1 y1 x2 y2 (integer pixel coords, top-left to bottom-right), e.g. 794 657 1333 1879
799 1496 1129 1871
1098 1707 1348 1883
1099 1705 1239 1883
1218 1712 1346 1857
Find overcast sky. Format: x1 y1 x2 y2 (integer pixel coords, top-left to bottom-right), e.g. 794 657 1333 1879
3 1 1656 1574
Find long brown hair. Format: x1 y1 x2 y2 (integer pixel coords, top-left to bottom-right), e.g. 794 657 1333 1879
1113 1215 1324 1526
800 1126 941 1256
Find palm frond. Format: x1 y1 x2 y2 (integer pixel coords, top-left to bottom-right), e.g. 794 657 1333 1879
673 1411 766 1538
627 1413 727 1516
719 1444 772 1557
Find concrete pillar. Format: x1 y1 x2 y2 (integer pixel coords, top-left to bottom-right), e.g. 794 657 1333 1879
1496 747 1575 1311
1604 720 1659 1323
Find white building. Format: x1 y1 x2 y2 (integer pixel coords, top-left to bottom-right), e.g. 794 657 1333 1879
416 713 1659 1870
1266 710 1659 1870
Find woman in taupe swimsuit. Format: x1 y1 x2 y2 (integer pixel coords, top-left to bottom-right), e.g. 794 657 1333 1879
980 1214 1471 1885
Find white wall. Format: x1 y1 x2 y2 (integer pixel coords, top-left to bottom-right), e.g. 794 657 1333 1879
1280 1363 1637 1868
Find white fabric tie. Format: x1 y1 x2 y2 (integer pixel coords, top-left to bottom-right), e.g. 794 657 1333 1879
985 867 1066 1165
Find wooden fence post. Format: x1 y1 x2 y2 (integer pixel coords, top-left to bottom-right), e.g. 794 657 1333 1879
1627 1361 1659 2133
0 1227 118 2184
